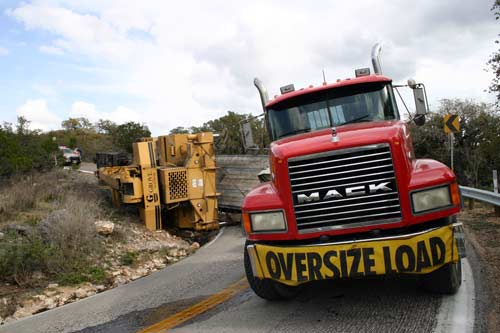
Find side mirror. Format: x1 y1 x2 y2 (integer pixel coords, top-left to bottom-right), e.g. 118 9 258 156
408 79 428 126
240 121 257 150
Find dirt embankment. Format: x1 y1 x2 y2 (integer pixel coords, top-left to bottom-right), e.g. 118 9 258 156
0 170 213 324
460 206 500 332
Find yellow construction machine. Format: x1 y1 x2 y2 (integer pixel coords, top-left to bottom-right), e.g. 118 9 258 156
97 132 219 231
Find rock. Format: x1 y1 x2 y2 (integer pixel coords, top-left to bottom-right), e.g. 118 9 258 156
74 288 86 299
165 246 189 258
0 231 4 240
95 285 106 292
45 290 58 297
111 270 121 277
47 283 59 289
44 297 57 310
57 296 68 306
4 224 31 236
121 268 131 277
190 242 200 251
114 276 128 286
95 220 115 235
86 290 96 297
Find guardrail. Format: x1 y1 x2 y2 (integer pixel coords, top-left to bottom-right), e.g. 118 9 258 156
460 185 500 216
459 186 500 207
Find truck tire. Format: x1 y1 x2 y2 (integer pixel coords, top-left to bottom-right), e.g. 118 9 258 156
244 243 300 300
421 259 462 294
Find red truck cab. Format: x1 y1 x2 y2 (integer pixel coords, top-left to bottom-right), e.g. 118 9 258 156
242 45 464 300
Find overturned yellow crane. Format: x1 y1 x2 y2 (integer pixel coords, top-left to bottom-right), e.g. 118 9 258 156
97 132 219 231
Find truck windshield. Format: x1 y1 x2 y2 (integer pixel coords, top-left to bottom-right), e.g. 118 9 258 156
267 82 399 141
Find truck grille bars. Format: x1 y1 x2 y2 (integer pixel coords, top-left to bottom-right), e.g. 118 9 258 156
288 143 402 234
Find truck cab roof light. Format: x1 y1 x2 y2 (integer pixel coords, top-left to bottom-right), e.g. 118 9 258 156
355 68 371 77
280 84 295 94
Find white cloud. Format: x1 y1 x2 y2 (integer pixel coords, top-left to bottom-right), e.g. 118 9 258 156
33 83 59 98
7 0 499 135
39 45 64 55
0 47 9 56
16 99 62 131
69 101 142 124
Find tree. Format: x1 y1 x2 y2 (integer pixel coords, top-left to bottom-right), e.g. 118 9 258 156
410 99 500 188
188 111 270 154
96 119 118 135
169 126 190 134
112 122 151 153
0 117 57 176
61 118 94 132
487 0 500 104
16 116 32 136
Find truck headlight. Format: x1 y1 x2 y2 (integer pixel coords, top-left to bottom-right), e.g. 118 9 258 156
411 186 452 214
250 211 286 232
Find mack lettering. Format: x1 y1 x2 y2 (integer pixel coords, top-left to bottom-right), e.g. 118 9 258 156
296 182 392 204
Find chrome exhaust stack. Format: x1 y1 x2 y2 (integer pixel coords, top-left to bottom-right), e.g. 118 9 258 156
254 77 269 112
371 43 383 75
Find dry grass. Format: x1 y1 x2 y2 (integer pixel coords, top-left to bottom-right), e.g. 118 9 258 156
0 170 68 223
0 170 110 287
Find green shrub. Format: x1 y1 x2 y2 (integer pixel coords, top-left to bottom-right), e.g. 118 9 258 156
120 251 137 266
87 266 108 284
0 232 53 286
58 271 87 285
0 117 58 177
57 266 108 286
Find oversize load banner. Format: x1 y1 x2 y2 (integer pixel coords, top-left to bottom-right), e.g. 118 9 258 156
252 226 458 286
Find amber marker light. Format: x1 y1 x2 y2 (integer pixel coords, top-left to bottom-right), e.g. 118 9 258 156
242 213 252 234
450 182 461 207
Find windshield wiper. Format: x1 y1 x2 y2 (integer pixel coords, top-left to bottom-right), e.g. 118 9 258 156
338 114 371 126
278 128 311 139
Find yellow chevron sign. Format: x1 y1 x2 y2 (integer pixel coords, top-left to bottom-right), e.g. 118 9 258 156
444 114 460 134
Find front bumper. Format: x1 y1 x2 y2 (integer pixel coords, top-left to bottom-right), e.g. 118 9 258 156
246 223 465 286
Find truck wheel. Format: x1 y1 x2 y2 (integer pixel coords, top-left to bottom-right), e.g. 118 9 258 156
421 259 462 294
244 243 300 300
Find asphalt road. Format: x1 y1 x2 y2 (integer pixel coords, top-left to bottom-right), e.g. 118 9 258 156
0 225 477 333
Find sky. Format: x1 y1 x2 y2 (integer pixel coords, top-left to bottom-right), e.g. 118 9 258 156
0 0 498 135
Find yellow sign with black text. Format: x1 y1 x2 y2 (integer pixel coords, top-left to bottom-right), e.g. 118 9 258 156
251 226 458 286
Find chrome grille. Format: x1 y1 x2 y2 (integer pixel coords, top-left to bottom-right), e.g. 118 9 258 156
288 143 401 233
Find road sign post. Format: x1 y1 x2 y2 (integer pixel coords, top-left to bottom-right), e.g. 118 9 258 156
494 170 500 217
444 114 459 172
450 133 454 172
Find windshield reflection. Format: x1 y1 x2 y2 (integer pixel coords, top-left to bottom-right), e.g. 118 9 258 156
267 83 399 140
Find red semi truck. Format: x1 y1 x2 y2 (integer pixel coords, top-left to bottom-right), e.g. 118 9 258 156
242 44 465 300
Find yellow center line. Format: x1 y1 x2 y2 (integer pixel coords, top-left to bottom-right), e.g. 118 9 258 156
138 278 249 333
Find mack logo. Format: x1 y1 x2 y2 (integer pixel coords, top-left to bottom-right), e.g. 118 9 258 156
296 182 392 204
